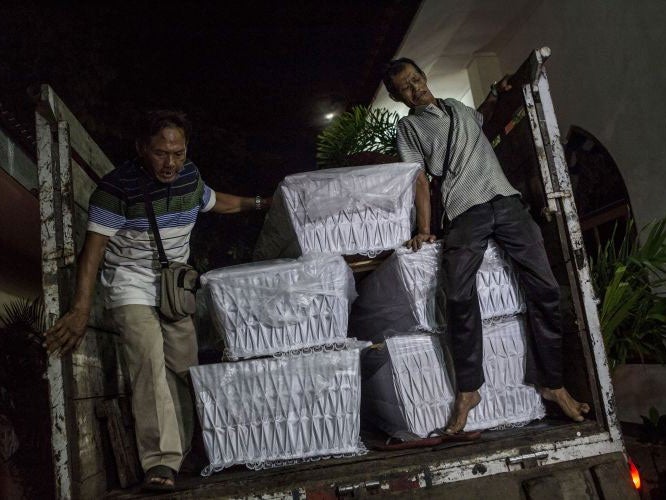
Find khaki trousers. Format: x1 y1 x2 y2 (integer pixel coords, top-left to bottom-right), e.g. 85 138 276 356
112 305 198 472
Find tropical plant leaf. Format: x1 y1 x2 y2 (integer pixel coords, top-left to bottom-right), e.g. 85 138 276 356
316 105 399 168
592 216 666 368
1 297 45 340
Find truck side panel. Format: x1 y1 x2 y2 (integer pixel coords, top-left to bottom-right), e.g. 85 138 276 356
37 85 128 499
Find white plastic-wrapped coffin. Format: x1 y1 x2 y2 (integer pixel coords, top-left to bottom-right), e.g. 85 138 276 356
476 241 526 321
361 320 545 437
200 255 356 359
349 240 525 343
190 346 365 474
465 316 546 431
350 242 444 342
281 162 421 256
361 334 454 439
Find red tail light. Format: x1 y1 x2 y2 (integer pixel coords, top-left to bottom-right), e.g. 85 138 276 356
628 457 641 490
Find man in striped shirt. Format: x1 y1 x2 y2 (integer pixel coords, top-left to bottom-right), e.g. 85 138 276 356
384 58 589 434
43 110 269 491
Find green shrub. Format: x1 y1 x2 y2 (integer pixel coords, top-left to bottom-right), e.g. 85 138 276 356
316 106 399 168
591 218 666 369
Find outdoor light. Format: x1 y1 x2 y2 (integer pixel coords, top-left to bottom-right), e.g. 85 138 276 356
325 113 335 120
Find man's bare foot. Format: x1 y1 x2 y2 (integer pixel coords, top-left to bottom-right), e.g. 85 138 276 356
540 387 590 422
445 391 481 434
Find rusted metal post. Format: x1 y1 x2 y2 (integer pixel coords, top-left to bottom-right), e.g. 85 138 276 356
58 122 75 266
524 47 622 444
36 112 73 499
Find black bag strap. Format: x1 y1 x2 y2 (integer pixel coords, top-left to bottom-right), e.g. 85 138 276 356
442 103 455 177
141 174 169 269
425 103 455 180
426 103 455 237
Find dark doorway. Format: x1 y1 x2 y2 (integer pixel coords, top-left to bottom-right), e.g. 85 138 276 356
565 126 635 256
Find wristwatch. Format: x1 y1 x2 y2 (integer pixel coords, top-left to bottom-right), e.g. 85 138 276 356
255 195 262 210
490 81 499 98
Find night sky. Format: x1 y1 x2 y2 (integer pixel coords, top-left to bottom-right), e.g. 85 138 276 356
1 1 420 267
1 1 419 188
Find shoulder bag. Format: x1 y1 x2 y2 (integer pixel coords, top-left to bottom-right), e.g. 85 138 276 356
142 180 199 321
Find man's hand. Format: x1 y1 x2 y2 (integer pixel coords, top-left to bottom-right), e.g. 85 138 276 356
495 74 512 94
43 308 89 356
261 196 273 209
42 231 108 356
481 73 514 124
405 232 436 251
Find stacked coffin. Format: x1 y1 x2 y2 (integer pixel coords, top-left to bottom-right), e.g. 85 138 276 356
190 345 365 475
350 240 525 341
193 164 423 472
464 242 545 431
361 334 454 438
200 255 356 360
355 240 545 438
465 317 546 431
350 241 445 342
192 255 365 473
279 162 421 256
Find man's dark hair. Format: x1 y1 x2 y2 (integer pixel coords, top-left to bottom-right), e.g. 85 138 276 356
382 58 426 95
136 110 192 145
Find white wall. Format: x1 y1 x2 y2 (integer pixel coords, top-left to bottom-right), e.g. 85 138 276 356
371 0 531 116
493 0 666 229
373 0 666 228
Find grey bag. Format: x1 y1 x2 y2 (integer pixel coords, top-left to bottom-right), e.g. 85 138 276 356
160 261 198 321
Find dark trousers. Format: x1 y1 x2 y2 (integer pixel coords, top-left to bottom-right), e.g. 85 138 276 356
442 195 563 392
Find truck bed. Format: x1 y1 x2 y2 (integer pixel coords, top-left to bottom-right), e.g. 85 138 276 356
107 419 599 498
38 48 635 499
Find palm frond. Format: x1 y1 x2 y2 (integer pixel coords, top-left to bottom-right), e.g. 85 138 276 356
592 216 666 369
316 105 399 168
0 297 46 343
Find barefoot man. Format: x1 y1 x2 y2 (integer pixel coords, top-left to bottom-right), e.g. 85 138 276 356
383 58 590 433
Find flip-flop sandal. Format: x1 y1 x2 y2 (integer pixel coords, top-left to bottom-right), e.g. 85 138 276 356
142 465 176 492
371 429 482 451
372 435 444 451
428 428 483 442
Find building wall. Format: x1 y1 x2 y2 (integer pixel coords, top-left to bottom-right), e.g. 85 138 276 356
0 129 41 308
493 0 666 229
373 0 666 229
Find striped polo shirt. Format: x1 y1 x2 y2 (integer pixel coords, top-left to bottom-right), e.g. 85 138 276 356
396 98 519 223
87 159 216 308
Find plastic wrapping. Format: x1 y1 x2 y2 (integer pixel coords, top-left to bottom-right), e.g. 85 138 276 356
476 240 526 321
361 334 454 439
193 289 221 352
281 162 421 255
360 320 544 438
350 242 444 342
350 240 525 343
190 344 365 474
200 254 356 359
464 316 546 431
